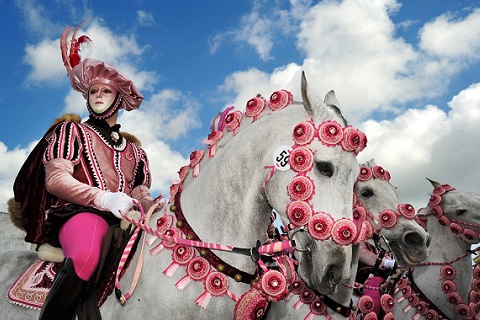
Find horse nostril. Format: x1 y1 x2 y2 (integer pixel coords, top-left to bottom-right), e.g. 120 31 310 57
404 231 424 246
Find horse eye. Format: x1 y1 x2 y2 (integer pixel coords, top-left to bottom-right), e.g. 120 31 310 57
316 162 333 177
456 209 466 215
361 188 374 198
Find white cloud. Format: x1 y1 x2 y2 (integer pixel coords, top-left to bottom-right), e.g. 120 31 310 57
137 10 156 27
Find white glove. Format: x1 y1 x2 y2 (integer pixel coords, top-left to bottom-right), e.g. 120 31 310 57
100 192 134 219
382 257 396 269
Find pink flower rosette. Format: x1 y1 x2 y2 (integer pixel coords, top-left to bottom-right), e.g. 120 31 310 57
245 96 266 121
441 280 457 293
380 294 395 312
291 280 305 294
189 150 204 177
430 205 443 217
372 166 388 180
225 110 243 135
195 271 229 309
163 244 195 277
354 130 367 155
379 209 398 228
440 264 456 279
308 212 334 240
358 295 375 314
398 203 416 219
415 301 428 316
292 121 315 145
463 228 478 241
289 147 314 173
356 220 374 243
204 130 224 158
446 292 461 305
287 176 315 201
383 312 395 320
175 256 211 290
306 299 327 319
425 309 439 319
294 288 315 309
149 227 182 256
450 223 464 234
331 218 357 246
287 201 313 227
260 270 288 301
357 166 373 181
268 89 293 111
438 216 450 226
156 215 174 234
353 206 368 222
472 279 480 292
362 312 378 320
318 120 343 146
453 303 469 316
341 126 362 152
428 195 442 207
407 293 420 306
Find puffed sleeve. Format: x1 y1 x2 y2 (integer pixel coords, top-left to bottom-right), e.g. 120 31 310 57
43 121 106 208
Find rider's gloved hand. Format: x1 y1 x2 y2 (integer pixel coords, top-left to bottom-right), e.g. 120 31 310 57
100 192 134 219
381 257 396 269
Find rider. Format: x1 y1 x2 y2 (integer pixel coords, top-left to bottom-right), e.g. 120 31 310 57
13 22 160 320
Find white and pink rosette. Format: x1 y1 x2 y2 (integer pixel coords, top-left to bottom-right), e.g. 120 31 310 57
380 294 395 313
268 89 293 111
358 295 375 314
287 201 313 227
225 110 243 135
304 299 327 320
204 130 224 158
259 270 288 301
378 209 398 229
292 121 315 146
318 120 344 146
372 166 390 181
331 218 358 246
175 256 210 290
245 96 266 122
307 212 334 241
341 126 366 154
357 166 374 181
189 150 204 177
287 176 315 202
195 271 229 309
289 147 314 173
149 227 182 256
163 244 195 277
398 203 416 219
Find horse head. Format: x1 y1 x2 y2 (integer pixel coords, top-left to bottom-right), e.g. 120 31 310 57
266 72 365 294
355 159 430 267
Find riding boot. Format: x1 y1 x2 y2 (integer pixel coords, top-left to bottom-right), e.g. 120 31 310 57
38 258 88 320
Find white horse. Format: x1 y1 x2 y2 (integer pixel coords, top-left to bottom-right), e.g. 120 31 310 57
0 72 366 319
265 159 430 319
392 179 480 320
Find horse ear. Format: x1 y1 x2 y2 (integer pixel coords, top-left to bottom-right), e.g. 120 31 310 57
426 178 441 188
417 207 430 217
301 71 328 121
366 158 377 167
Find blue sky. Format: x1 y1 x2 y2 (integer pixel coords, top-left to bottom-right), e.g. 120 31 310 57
0 0 479 213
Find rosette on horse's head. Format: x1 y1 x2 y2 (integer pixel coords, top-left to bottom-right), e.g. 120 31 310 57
60 20 144 120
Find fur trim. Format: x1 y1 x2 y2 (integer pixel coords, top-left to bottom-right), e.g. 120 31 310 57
121 131 141 146
7 198 24 231
38 243 65 263
49 113 81 130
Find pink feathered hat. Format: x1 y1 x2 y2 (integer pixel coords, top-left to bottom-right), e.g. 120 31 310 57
60 21 143 111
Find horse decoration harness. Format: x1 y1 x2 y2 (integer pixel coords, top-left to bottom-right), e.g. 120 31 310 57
111 89 371 319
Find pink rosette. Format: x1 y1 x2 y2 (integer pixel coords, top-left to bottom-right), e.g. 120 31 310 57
289 147 314 173
353 206 368 221
292 122 315 145
156 215 174 234
450 223 464 234
287 201 313 227
415 301 428 315
425 309 439 320
172 244 195 265
308 212 334 240
358 295 375 313
189 150 204 177
438 216 450 226
428 195 442 207
163 228 182 249
446 292 461 304
471 279 480 291
432 186 446 196
341 127 361 152
175 256 211 290
429 205 443 217
453 303 470 316
358 166 373 181
169 184 180 202
260 270 288 301
309 299 327 315
204 130 224 158
473 265 480 279
359 221 374 241
287 176 315 201
268 90 293 111
318 120 343 146
407 294 419 306
442 184 455 192
354 130 367 155
396 278 407 289
245 96 266 121
379 209 398 228
225 111 243 135
398 204 416 219
380 294 395 312
401 285 412 297
383 312 395 320
463 228 478 241
331 218 357 246
233 288 268 320
471 302 480 317
299 288 315 304
440 265 456 280
441 280 456 293
372 166 387 180
291 280 305 294
362 312 378 320
205 272 229 296
471 291 480 304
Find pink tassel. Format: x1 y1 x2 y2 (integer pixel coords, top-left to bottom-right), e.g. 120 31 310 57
149 243 165 256
402 305 411 313
147 236 158 246
163 262 180 277
193 164 200 177
284 292 293 301
396 296 405 303
294 299 304 310
209 145 216 158
304 312 316 320
175 275 193 290
413 313 421 320
195 291 212 309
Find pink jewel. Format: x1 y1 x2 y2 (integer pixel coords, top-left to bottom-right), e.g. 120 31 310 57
289 147 314 172
358 295 375 313
446 292 461 304
341 127 361 152
308 212 334 240
187 257 210 281
287 201 313 227
318 120 344 146
441 280 457 293
287 176 315 201
398 204 416 219
225 111 243 132
260 270 287 300
379 209 398 228
268 90 293 111
380 294 395 312
331 218 357 246
245 96 266 119
357 166 373 181
156 215 174 234
440 265 456 279
292 122 315 145
309 299 327 314
428 195 442 207
205 272 228 296
430 205 443 217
